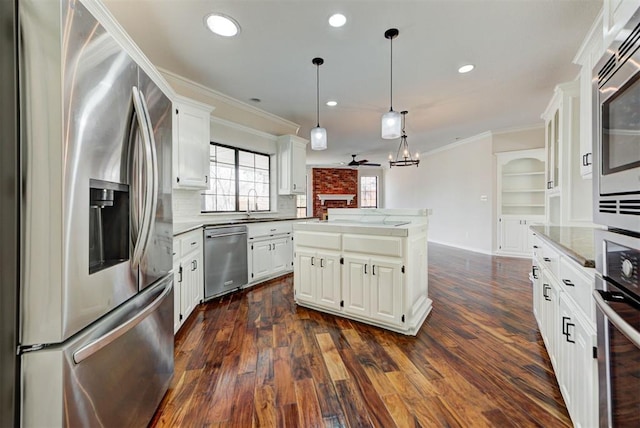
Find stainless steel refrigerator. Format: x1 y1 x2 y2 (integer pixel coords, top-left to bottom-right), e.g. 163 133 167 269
5 0 175 426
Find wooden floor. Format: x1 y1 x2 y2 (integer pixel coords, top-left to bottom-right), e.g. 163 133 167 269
150 243 571 427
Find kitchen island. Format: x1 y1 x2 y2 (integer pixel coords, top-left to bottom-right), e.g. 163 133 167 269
293 208 431 335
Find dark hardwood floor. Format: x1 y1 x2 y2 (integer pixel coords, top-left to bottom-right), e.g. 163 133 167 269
150 243 570 427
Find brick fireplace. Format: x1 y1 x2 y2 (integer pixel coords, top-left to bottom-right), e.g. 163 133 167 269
312 168 358 218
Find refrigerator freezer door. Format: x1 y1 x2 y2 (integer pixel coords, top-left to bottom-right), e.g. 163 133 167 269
138 71 173 291
21 275 174 427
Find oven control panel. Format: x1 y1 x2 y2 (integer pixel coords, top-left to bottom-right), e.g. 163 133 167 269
606 243 639 293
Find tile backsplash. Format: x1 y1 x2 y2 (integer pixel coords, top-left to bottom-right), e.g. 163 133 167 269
172 189 297 222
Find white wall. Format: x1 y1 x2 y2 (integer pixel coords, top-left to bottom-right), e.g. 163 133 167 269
384 133 495 254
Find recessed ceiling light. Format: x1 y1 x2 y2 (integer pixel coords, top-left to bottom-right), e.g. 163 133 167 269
326 100 337 107
205 13 240 37
458 64 475 74
328 13 347 28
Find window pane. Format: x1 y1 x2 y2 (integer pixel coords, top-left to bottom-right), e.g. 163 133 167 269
360 176 378 208
216 146 235 165
202 144 271 213
239 151 254 167
255 154 269 170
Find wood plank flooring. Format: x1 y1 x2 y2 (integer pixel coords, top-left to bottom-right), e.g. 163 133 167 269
150 243 571 427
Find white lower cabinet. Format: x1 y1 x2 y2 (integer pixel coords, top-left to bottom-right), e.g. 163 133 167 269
249 234 293 283
173 230 204 334
498 217 540 256
558 293 597 428
293 223 431 335
532 232 597 428
342 255 403 326
294 249 341 309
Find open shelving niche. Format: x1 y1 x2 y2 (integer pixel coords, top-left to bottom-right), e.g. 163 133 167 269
499 153 546 217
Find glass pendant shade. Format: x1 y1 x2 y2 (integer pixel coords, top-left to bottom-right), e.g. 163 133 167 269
381 110 401 139
310 126 327 150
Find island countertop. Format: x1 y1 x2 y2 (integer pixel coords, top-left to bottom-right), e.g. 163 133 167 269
292 219 427 237
529 225 600 268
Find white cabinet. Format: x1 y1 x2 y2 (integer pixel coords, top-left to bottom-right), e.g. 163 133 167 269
249 234 292 282
293 217 432 336
532 233 598 428
558 294 598 428
496 149 545 256
172 98 212 189
541 81 592 225
573 13 604 179
173 229 204 333
247 221 294 284
498 218 537 256
294 248 341 310
277 135 308 195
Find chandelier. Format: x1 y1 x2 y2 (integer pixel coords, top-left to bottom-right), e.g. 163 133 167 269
389 111 419 167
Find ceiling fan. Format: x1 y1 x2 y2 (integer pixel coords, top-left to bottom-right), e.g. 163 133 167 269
347 154 381 167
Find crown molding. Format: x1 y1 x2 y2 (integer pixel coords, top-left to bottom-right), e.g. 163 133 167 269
160 68 300 133
210 116 277 142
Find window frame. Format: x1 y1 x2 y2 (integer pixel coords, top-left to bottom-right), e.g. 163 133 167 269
201 142 271 213
359 173 380 209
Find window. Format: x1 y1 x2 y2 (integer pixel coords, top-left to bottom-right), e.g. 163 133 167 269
360 176 378 208
202 143 270 213
296 194 307 218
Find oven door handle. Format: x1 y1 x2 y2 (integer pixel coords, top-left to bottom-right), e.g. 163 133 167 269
593 289 640 348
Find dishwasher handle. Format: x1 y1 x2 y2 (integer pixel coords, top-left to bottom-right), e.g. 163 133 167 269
205 231 247 239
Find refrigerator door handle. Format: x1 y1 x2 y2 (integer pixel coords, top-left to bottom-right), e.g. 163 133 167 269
73 281 172 364
137 90 159 262
130 87 155 268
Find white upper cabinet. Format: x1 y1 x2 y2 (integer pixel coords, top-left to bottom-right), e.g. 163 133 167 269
573 12 604 179
277 135 308 195
173 97 213 189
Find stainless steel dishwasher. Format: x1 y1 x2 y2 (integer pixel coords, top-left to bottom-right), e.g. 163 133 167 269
204 225 248 300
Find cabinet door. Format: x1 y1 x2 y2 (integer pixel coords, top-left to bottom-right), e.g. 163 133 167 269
316 251 341 309
174 104 210 189
499 218 525 254
291 141 306 193
180 261 194 325
173 261 182 334
189 256 202 310
271 236 290 273
541 272 560 370
369 258 403 325
294 249 316 303
251 239 272 281
532 259 542 327
342 255 370 317
558 294 598 428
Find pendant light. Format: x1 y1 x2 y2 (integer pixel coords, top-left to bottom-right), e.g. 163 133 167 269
310 57 327 150
382 28 401 139
389 111 419 167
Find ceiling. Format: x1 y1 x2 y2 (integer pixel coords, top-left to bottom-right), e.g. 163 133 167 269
102 0 602 166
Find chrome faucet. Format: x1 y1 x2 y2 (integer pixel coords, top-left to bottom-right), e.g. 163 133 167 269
247 188 258 216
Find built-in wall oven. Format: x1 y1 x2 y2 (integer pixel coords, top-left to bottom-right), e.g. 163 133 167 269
593 229 640 428
593 9 640 234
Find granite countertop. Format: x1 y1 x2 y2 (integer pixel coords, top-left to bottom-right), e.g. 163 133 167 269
530 225 599 268
173 216 316 236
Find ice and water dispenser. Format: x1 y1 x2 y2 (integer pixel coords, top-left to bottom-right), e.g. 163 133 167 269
89 179 129 274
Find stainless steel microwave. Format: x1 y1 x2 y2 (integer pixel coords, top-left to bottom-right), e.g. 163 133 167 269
593 9 640 234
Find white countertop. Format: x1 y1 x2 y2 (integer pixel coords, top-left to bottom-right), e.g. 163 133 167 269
173 216 315 236
293 220 427 237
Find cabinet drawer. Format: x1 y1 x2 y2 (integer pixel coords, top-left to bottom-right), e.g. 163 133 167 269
559 257 595 322
248 221 292 239
540 242 561 280
343 234 403 258
179 230 202 256
295 231 341 250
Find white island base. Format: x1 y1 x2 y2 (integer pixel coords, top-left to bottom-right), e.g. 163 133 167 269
293 208 432 336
